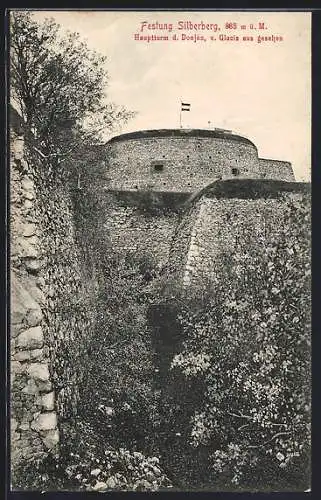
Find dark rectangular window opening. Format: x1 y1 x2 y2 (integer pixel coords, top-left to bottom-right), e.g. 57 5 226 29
231 167 240 176
154 164 164 172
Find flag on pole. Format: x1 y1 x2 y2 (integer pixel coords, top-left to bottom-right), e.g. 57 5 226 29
179 100 191 128
181 102 191 111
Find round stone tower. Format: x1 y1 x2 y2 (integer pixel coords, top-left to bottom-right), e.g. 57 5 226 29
105 128 294 193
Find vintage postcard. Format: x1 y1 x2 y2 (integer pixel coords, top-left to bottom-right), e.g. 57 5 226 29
9 9 311 492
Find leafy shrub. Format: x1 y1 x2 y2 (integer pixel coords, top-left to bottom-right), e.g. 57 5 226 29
60 421 172 491
11 454 73 491
78 251 162 454
11 421 172 492
159 192 311 491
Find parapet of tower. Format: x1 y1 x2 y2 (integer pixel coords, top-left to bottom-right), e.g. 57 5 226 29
105 128 295 193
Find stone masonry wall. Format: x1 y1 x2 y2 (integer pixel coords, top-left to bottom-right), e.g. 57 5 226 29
38 179 99 426
167 180 310 290
106 135 259 192
181 197 289 288
10 119 59 469
165 202 202 287
102 202 180 269
258 158 295 181
10 107 99 477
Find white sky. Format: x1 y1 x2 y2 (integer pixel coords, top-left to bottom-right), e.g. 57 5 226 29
30 10 311 181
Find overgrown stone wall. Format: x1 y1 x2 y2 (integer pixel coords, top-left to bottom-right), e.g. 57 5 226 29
165 202 201 287
38 179 99 426
101 192 183 269
10 107 100 477
103 205 178 268
10 114 59 469
168 180 310 289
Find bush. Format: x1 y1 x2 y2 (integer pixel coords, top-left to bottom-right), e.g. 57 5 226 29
59 421 172 491
78 251 162 455
11 454 72 491
159 192 311 491
12 421 172 492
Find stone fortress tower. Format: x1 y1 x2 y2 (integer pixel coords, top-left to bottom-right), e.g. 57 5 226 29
101 126 298 271
105 127 294 193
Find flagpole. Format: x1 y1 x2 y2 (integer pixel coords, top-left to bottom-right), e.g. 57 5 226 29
179 99 182 129
180 100 191 128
